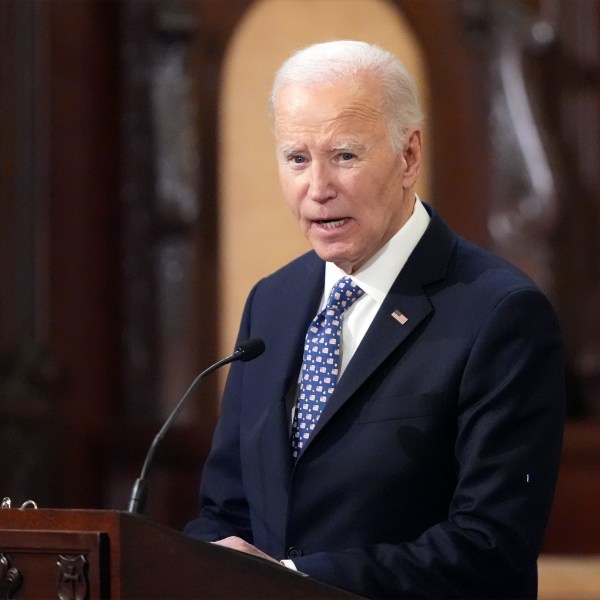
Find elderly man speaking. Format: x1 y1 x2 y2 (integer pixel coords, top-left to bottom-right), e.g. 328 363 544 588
184 40 565 600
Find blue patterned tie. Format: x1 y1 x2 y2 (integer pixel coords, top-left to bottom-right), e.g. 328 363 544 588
291 277 364 459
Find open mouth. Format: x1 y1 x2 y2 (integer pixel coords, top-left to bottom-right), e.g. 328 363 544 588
318 218 346 229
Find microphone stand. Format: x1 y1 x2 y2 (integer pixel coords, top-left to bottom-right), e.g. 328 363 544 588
127 347 249 514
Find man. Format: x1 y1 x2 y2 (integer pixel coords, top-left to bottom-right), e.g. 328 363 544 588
184 40 565 599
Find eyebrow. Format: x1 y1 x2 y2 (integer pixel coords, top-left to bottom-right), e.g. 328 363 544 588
278 144 298 156
331 140 364 153
276 139 366 157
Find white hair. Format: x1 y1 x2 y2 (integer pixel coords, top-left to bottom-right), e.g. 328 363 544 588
269 40 424 152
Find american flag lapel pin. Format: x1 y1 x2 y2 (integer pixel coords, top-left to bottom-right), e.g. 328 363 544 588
391 309 408 325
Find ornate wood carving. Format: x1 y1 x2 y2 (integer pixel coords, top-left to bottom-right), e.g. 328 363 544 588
120 0 204 419
462 0 560 296
462 0 600 417
0 553 23 600
57 554 89 600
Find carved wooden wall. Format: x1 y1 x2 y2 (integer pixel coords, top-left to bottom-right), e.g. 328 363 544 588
0 0 122 509
1 0 599 550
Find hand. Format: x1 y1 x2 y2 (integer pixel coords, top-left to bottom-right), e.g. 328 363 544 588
212 536 280 564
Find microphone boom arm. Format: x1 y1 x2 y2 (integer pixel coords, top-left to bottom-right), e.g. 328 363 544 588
127 339 264 514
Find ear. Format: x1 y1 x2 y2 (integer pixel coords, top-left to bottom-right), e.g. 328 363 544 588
401 128 423 189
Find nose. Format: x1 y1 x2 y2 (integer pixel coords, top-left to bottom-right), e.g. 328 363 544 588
307 162 336 202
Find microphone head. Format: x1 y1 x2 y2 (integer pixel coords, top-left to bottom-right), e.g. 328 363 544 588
236 338 266 362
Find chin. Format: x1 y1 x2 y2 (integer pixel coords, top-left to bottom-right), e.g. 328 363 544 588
319 254 356 273
312 242 359 271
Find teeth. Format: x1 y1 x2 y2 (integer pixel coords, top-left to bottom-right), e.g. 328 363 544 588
321 219 345 229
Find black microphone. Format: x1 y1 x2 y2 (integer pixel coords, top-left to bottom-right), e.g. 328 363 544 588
127 338 265 514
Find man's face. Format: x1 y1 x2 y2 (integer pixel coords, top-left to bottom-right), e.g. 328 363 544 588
273 74 422 274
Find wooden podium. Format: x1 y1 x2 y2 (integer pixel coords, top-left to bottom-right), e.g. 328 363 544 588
0 509 362 599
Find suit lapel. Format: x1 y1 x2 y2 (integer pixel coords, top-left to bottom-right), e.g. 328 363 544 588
252 253 325 479
333 265 433 404
299 264 433 451
297 207 458 455
263 254 324 415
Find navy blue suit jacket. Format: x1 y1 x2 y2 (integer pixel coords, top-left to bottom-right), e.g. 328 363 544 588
185 205 565 599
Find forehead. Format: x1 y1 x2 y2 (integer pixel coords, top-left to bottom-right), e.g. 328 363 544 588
273 77 386 139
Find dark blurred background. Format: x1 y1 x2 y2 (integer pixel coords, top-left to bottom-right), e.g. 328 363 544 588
1 0 599 554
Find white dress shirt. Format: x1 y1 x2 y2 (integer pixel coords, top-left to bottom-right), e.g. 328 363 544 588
282 198 430 571
321 197 430 377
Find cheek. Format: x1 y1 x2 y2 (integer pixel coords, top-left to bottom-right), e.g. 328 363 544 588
279 177 303 219
344 168 378 196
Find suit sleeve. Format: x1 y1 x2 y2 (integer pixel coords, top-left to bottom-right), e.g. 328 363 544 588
292 287 565 599
183 285 258 543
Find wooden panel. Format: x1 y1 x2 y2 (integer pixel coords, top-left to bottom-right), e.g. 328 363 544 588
46 0 121 508
543 422 600 553
0 530 106 599
538 554 600 600
0 510 363 599
397 0 491 244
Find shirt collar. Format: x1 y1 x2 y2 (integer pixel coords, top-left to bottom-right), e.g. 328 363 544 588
324 197 431 306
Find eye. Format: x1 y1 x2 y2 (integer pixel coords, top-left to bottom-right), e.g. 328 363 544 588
292 155 306 164
338 152 355 162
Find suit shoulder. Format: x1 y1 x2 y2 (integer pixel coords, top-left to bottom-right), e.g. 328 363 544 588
256 250 322 288
454 236 541 293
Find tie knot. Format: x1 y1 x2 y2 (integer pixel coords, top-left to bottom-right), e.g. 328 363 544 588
325 277 364 314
